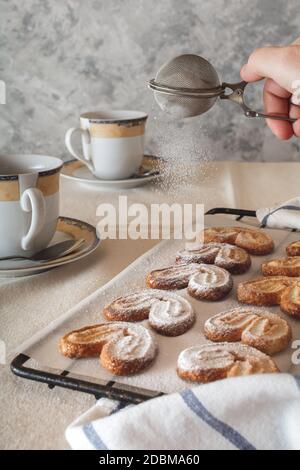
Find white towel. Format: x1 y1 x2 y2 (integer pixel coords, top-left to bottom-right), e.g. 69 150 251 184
66 373 300 450
257 197 300 229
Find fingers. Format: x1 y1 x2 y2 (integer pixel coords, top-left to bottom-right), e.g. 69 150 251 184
241 44 300 139
290 104 300 137
241 46 282 83
263 78 300 139
293 119 300 137
263 78 293 140
240 63 264 83
241 45 300 92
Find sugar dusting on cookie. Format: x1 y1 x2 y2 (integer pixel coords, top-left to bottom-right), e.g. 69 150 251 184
107 323 157 361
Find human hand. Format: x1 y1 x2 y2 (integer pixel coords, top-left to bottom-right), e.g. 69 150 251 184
240 39 300 139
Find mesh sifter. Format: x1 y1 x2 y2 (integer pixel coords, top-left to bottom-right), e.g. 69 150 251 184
148 54 296 121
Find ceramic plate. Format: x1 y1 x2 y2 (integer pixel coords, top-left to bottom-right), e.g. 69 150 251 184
61 155 163 189
0 217 100 277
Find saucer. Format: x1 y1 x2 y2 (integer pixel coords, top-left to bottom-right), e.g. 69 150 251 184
0 217 100 277
61 155 163 189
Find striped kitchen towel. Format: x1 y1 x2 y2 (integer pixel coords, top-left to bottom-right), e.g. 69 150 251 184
257 197 300 229
66 373 300 450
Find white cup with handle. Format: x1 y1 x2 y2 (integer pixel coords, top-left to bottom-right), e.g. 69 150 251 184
65 110 148 180
0 154 62 257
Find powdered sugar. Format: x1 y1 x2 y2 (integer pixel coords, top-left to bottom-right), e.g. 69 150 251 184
202 226 274 254
66 322 157 363
148 109 215 197
148 263 203 289
204 307 291 355
178 345 234 372
207 307 290 338
188 264 232 291
105 289 194 332
105 290 159 317
106 323 157 362
177 342 277 378
177 242 250 274
148 293 194 334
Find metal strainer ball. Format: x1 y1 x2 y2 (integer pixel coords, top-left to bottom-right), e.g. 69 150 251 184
149 54 296 122
151 54 223 118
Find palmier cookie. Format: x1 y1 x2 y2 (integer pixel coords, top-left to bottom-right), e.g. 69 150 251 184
103 290 195 336
59 322 157 375
204 307 291 355
177 342 278 383
237 276 294 306
262 257 300 277
280 283 300 318
187 264 233 301
201 226 274 255
237 276 300 318
176 243 251 274
286 240 300 256
146 263 203 290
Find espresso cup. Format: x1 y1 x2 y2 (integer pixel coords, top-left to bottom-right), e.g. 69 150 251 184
65 110 147 180
0 154 62 257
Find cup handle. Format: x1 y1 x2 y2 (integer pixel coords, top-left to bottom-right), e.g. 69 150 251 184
65 127 94 172
20 188 46 251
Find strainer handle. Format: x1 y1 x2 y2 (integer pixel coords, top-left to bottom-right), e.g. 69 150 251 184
221 81 297 122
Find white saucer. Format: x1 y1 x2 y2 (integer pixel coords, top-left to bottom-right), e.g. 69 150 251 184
0 217 100 277
61 155 163 189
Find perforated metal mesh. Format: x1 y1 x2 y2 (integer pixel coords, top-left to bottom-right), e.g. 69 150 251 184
153 54 221 118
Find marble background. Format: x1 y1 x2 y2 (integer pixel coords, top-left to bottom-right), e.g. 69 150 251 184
1 0 300 163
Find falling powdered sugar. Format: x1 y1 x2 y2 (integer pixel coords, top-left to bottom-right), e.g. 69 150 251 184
147 107 216 196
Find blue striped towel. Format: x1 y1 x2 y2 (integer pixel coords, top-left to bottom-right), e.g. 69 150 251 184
66 373 300 450
257 197 300 229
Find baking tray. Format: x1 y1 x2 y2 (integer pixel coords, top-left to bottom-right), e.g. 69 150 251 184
11 208 300 404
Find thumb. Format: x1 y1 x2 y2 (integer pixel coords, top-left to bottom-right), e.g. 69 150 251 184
240 45 300 92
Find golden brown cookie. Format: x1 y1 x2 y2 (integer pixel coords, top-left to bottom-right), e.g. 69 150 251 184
237 276 300 318
237 276 293 306
280 283 300 318
204 307 291 355
103 290 157 322
148 293 195 336
262 257 300 277
201 226 274 255
187 264 233 301
177 342 278 383
286 240 300 256
146 263 202 290
176 243 251 274
59 322 157 375
103 290 195 336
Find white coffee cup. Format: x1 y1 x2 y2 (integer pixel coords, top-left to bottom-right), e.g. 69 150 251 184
0 154 62 257
65 110 147 180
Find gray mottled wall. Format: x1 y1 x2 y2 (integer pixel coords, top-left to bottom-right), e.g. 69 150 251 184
1 0 300 162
